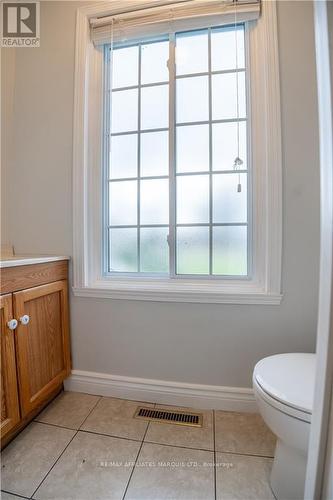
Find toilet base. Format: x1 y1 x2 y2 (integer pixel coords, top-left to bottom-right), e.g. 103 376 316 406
270 439 307 500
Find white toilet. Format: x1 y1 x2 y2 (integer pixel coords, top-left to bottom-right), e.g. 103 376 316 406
253 353 316 500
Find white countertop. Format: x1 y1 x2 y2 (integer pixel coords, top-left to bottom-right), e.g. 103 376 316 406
0 255 70 268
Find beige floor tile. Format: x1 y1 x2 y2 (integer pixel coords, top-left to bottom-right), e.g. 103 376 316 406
215 411 276 457
125 442 215 500
34 431 140 500
144 405 214 451
35 391 100 429
81 397 153 440
1 422 75 498
216 453 274 499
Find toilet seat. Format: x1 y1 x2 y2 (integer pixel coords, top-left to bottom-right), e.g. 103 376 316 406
254 376 311 423
253 353 315 423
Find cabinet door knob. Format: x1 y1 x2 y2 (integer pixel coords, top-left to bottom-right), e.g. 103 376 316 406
7 319 18 330
20 315 30 325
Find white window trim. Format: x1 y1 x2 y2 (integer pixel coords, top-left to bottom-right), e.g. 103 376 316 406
72 0 283 305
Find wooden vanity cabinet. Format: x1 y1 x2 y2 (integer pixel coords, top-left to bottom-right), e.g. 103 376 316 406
1 294 20 437
0 260 71 447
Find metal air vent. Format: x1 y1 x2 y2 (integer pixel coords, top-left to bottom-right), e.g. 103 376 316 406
134 407 203 427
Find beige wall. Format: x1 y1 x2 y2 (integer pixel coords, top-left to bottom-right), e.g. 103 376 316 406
1 48 16 245
1 1 320 388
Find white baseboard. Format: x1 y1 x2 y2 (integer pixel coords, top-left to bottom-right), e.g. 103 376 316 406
64 370 257 412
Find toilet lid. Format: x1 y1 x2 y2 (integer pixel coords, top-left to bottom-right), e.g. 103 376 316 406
254 353 315 414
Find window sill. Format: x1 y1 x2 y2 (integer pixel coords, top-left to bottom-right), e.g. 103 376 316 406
72 279 283 305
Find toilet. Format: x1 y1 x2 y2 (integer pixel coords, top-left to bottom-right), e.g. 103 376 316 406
253 353 316 500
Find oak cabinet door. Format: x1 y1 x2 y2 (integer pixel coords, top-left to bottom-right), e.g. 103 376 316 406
14 281 71 416
0 294 20 438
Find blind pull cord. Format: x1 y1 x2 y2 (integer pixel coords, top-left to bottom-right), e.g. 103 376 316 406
232 1 243 193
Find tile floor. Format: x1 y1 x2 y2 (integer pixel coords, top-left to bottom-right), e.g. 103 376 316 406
1 391 276 500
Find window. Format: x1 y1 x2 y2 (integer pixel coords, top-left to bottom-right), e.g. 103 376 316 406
73 0 282 304
105 26 249 278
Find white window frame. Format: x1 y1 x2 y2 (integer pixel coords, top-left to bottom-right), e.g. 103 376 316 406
72 0 283 305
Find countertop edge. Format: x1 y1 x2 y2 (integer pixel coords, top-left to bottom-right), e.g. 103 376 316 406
0 256 70 268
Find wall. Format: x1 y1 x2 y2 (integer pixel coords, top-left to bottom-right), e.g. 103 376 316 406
322 0 333 493
1 1 320 389
1 48 16 245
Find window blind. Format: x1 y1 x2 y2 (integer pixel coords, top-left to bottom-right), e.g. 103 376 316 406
90 0 261 46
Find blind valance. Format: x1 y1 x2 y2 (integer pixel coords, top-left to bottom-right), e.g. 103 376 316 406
90 0 260 46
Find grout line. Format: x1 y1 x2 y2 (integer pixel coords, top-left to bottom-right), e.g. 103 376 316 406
60 390 156 407
78 396 103 429
213 410 217 500
269 482 278 500
143 440 214 454
33 420 77 432
94 394 156 406
121 419 151 500
1 490 29 499
79 429 142 444
33 421 274 459
29 430 78 499
36 425 214 454
215 449 275 459
29 396 102 499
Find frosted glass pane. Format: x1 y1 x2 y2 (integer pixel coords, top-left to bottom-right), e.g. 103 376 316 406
141 131 169 177
110 134 138 179
177 175 209 224
176 125 209 173
112 46 139 88
141 41 169 84
212 122 247 171
140 179 169 224
109 228 137 272
213 226 247 276
211 26 245 72
176 76 209 123
212 72 246 120
112 89 138 133
141 85 168 130
177 226 209 275
140 227 169 273
176 30 208 75
109 180 137 225
213 173 247 223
